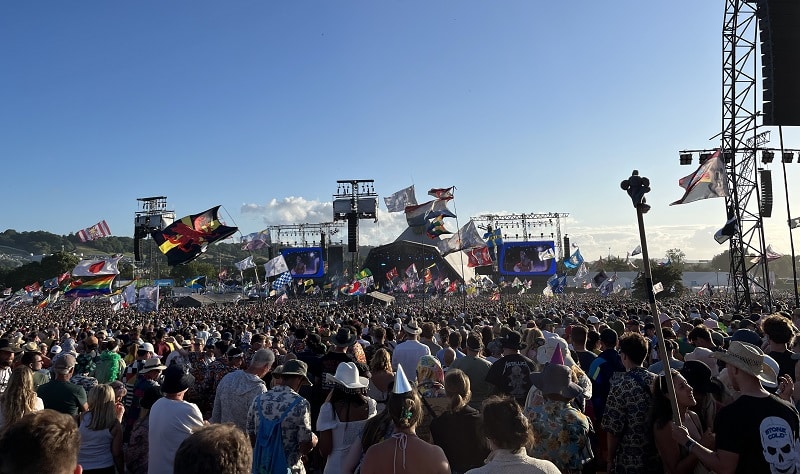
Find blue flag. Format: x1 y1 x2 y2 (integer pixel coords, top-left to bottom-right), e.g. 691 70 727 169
564 249 584 269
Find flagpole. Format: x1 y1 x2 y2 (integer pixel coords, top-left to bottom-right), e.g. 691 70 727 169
621 171 682 426
446 186 467 313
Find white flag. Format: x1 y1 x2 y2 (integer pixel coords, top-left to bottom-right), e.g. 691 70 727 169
72 257 121 277
235 256 256 271
384 185 417 212
630 245 642 256
653 282 664 294
263 255 289 277
538 248 556 261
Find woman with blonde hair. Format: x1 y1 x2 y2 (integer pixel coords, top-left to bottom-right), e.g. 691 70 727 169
430 369 490 474
78 384 125 474
523 328 546 366
367 348 394 412
0 366 43 432
416 355 448 442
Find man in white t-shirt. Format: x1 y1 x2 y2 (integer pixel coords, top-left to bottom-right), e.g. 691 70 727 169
391 318 430 383
148 365 205 474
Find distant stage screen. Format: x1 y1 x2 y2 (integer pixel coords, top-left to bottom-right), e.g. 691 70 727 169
281 247 324 278
499 241 557 276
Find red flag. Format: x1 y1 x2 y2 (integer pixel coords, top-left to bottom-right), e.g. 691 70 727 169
446 281 457 293
424 268 433 284
428 187 454 200
385 267 399 281
467 246 492 267
24 282 41 293
490 291 500 301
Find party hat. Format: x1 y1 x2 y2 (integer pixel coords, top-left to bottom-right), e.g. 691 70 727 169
550 343 564 365
393 364 413 394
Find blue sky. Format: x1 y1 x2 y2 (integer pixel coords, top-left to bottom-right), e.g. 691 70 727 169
2 1 799 262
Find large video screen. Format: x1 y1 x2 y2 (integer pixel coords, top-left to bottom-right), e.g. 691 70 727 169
498 241 557 276
281 247 324 278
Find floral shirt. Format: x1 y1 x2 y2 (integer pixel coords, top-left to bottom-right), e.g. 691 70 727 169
526 398 592 473
601 367 661 474
125 416 150 474
247 385 314 474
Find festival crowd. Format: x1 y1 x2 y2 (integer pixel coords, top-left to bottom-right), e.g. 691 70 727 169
0 292 800 474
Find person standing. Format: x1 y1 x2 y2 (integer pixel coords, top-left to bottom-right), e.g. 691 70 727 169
37 353 88 418
210 348 273 431
672 341 800 473
485 330 536 406
449 333 493 410
602 333 660 474
148 365 205 474
0 339 22 395
391 318 430 384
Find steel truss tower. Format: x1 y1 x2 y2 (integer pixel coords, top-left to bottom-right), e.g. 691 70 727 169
722 0 772 311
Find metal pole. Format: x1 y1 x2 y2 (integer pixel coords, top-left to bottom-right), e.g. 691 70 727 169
621 170 682 426
779 127 800 307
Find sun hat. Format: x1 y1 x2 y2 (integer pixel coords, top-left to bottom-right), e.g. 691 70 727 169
402 318 423 335
0 339 22 353
680 360 723 394
330 326 358 348
50 345 62 355
279 359 312 386
325 362 368 391
161 365 195 394
684 347 719 376
712 341 777 386
587 315 601 324
139 342 155 353
139 357 167 374
659 313 675 326
498 330 526 350
530 363 583 399
22 341 41 353
536 336 575 367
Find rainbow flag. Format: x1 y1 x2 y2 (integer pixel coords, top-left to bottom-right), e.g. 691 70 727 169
64 275 115 298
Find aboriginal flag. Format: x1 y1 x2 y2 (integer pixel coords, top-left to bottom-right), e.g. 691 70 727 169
151 206 238 266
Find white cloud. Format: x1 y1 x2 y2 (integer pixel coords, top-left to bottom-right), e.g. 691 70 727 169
241 197 332 225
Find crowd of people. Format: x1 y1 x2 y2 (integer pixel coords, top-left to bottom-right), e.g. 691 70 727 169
0 291 799 474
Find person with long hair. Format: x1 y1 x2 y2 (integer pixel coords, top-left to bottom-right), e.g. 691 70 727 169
361 367 450 474
652 370 711 474
416 354 448 442
0 366 43 432
318 362 377 474
367 348 394 413
78 384 125 474
430 369 490 474
466 396 560 473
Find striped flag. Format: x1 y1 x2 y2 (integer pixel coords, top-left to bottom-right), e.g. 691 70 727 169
77 220 112 242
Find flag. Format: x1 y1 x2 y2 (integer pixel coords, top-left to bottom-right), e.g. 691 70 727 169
624 252 637 269
631 245 642 256
490 290 500 301
385 267 399 281
653 282 664 294
564 249 584 269
109 293 124 312
599 275 616 297
304 279 314 287
698 282 711 296
428 186 454 200
425 215 452 239
384 185 417 212
72 257 121 277
77 220 112 242
467 246 492 267
549 274 567 294
218 269 228 280
263 255 289 277
241 231 271 250
751 244 784 264
122 284 137 306
671 149 729 205
715 211 739 244
484 228 504 249
150 206 238 266
538 247 556 261
235 256 256 271
437 220 485 255
658 258 672 266
405 263 418 278
271 272 293 291
573 262 589 282
790 217 800 229
24 282 41 294
64 275 115 298
356 268 373 280
185 276 206 289
542 285 553 297
405 199 456 227
43 276 60 290
137 286 159 312
593 270 608 288
423 268 433 284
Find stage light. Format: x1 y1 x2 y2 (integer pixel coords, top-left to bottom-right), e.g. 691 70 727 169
679 153 693 165
762 151 775 164
699 153 712 165
782 152 794 163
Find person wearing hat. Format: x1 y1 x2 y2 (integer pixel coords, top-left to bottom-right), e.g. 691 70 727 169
36 353 89 417
672 341 800 473
391 318 431 384
247 359 317 474
149 365 205 473
321 326 360 382
210 348 275 432
449 332 493 411
527 358 593 473
485 330 536 406
123 356 166 442
0 338 22 394
317 362 377 474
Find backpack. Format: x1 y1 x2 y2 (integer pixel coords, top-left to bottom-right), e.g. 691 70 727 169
252 396 303 474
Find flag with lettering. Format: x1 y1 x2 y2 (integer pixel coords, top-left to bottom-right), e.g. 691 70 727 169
77 220 112 242
384 185 417 212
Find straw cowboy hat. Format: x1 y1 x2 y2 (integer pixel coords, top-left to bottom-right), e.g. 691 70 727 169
712 341 777 386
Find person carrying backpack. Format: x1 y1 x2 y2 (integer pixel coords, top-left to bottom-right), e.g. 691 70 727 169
247 359 318 474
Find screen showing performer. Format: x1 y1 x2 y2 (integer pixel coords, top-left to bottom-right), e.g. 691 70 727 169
499 241 556 276
281 247 324 278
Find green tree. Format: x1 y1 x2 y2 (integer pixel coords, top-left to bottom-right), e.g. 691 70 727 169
169 261 216 284
631 262 685 300
665 248 686 267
